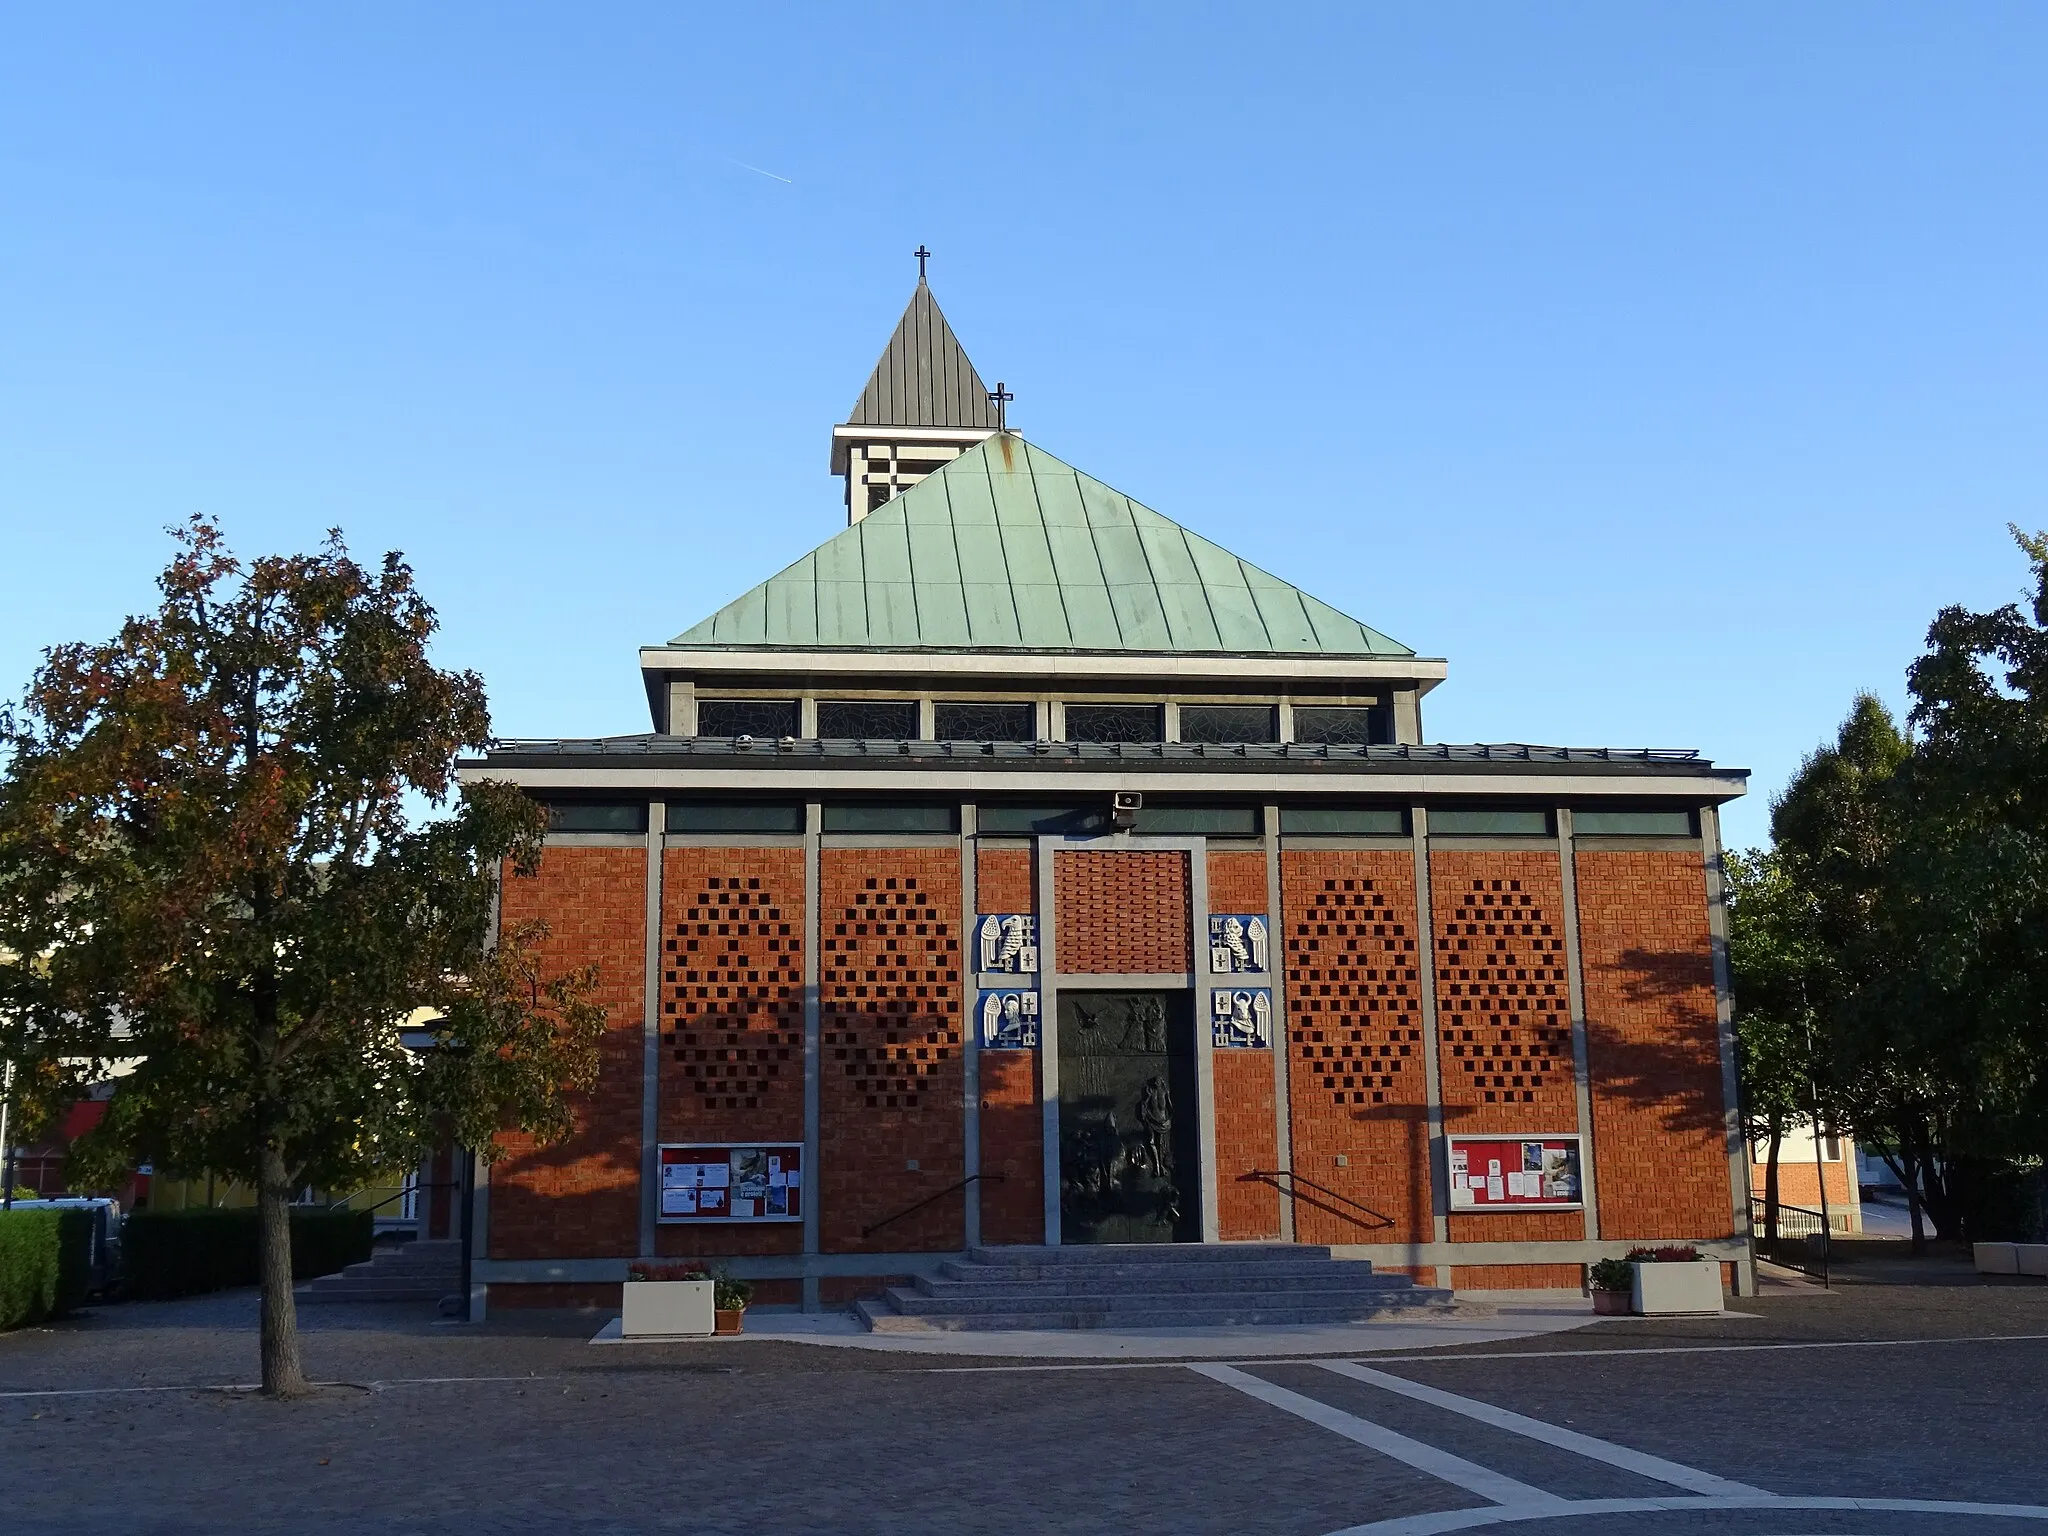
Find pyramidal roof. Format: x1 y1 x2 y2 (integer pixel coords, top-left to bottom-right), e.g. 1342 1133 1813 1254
670 436 1413 657
845 280 997 429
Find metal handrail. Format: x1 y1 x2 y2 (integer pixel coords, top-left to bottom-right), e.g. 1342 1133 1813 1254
862 1173 1005 1239
1245 1169 1397 1232
1750 1194 1832 1286
332 1180 460 1218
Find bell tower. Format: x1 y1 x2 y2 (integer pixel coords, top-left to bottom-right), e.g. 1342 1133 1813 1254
830 248 1002 524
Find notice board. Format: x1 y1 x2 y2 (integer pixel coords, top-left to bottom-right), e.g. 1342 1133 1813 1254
1448 1135 1583 1210
657 1143 802 1224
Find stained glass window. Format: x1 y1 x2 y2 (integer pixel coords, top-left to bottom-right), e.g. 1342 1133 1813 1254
1063 704 1162 743
933 702 1036 741
815 700 920 739
1292 705 1393 746
696 699 799 738
1178 705 1277 744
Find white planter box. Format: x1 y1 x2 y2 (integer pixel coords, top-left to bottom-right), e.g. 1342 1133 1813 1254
1631 1259 1724 1315
1975 1242 2020 1275
2018 1245 2048 1278
621 1279 715 1337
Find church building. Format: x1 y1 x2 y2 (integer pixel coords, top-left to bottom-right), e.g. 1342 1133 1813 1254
458 264 1753 1318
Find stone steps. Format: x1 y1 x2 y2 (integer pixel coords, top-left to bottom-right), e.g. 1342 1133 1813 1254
855 1242 1452 1333
298 1239 460 1304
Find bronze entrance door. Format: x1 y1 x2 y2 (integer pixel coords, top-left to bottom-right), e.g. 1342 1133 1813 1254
1056 991 1201 1244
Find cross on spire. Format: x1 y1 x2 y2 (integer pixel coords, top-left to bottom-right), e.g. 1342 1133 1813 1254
989 381 1014 433
913 244 931 282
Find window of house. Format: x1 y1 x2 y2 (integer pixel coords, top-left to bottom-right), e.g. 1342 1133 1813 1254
1063 704 1163 743
1293 704 1394 745
821 803 958 834
934 701 1037 741
696 699 800 738
543 801 646 834
664 802 805 834
1280 806 1408 836
1574 809 1696 837
1132 805 1262 837
1430 808 1553 837
1178 705 1278 744
815 699 920 739
976 803 1111 835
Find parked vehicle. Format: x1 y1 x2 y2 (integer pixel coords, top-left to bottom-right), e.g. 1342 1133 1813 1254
7 1197 123 1297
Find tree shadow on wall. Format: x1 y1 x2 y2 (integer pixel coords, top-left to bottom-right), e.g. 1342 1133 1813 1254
1579 946 1729 1139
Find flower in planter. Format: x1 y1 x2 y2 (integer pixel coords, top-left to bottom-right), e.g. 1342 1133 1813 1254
1624 1245 1701 1264
713 1271 754 1311
627 1262 711 1283
1588 1258 1634 1292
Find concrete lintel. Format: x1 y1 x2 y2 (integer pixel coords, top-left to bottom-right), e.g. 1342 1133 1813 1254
1326 1236 1752 1267
478 766 1748 802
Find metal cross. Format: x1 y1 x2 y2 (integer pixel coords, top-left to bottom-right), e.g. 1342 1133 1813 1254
914 244 931 281
989 381 1013 432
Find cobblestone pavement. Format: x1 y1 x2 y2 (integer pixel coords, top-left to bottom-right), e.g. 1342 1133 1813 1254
4 1280 2045 1535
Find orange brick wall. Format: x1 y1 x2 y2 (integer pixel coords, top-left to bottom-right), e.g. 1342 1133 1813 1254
491 846 646 1261
1577 849 1736 1241
977 1050 1044 1243
819 851 966 1253
1450 1263 1584 1290
1207 849 1270 915
1055 850 1191 973
655 848 805 1258
1213 1050 1282 1239
976 845 1035 914
1431 849 1585 1245
1281 851 1433 1244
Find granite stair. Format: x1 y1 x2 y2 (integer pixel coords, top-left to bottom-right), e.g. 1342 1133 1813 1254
854 1243 1452 1332
297 1238 461 1304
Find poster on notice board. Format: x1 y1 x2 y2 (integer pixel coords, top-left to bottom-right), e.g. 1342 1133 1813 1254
1447 1135 1582 1210
657 1143 802 1223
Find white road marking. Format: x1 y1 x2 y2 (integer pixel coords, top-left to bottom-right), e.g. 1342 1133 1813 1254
1316 1359 1762 1496
921 1330 2048 1372
1188 1363 1566 1510
1322 1494 2048 1534
0 1374 541 1399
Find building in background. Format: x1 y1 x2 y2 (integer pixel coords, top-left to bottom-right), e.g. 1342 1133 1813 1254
458 270 1752 1316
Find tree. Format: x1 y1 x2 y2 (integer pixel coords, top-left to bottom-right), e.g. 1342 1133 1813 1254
0 518 603 1396
1724 847 1827 1245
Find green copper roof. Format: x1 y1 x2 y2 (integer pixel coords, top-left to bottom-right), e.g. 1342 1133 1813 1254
670 436 1413 657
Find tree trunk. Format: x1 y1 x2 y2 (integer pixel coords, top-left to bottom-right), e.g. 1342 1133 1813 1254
1903 1133 1927 1255
257 1141 309 1398
1763 1122 1783 1247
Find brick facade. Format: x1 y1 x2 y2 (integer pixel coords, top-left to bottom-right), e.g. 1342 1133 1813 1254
656 847 806 1259
1212 1050 1282 1239
490 846 647 1262
1055 849 1191 974
484 828 1740 1295
1576 848 1736 1241
1280 850 1434 1244
976 844 1035 914
1431 849 1586 1245
818 850 966 1253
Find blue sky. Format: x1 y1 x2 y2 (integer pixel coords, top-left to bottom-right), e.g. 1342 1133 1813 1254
3 5 2043 850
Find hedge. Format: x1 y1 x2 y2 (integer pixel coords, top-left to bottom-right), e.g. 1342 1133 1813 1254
0 1209 93 1329
123 1208 374 1301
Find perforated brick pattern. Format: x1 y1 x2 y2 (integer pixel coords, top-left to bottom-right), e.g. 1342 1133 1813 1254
663 863 804 1114
1288 874 1424 1108
820 849 966 1253
1431 849 1585 1244
1279 850 1432 1245
1432 860 1575 1116
821 871 963 1111
1054 849 1191 973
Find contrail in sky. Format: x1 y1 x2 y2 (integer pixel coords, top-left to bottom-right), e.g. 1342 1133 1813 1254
725 157 792 184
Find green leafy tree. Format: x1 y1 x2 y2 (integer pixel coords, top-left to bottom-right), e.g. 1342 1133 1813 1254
1724 847 1828 1244
0 519 604 1395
